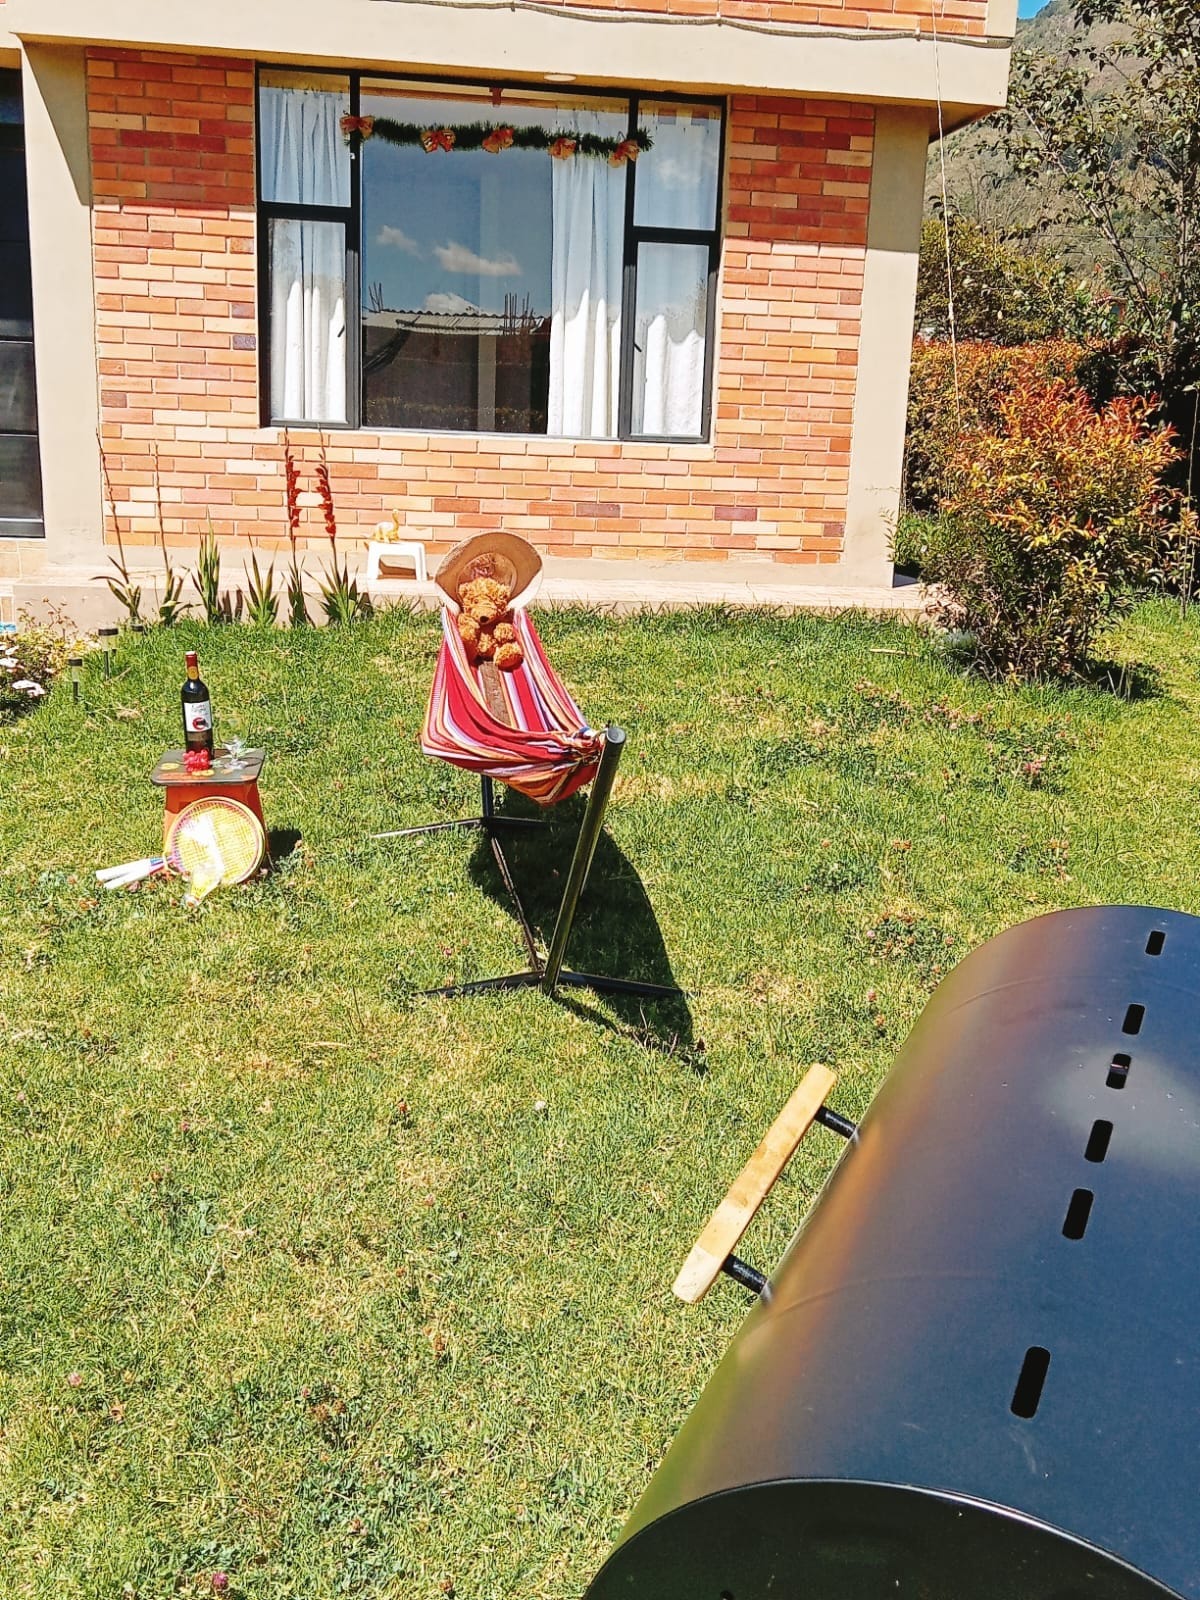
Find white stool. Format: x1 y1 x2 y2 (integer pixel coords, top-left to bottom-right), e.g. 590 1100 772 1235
365 540 428 584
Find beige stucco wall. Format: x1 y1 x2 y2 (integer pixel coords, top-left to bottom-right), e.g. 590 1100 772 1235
841 103 930 587
987 0 1019 37
8 0 1013 120
19 43 103 573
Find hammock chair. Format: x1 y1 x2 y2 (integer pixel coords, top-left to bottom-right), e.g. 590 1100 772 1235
382 533 678 1002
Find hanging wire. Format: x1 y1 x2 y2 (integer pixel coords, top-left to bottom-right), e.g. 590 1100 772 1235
930 0 962 428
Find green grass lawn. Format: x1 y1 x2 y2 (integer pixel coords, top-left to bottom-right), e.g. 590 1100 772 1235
2 599 1199 1598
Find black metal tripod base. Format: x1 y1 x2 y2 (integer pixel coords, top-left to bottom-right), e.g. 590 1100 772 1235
425 968 684 1001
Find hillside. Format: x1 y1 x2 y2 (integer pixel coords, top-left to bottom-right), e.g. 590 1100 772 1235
925 0 1127 260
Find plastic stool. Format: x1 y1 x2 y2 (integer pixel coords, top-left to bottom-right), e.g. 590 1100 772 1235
365 540 427 584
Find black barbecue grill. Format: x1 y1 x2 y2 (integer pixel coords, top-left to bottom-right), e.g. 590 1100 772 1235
585 905 1200 1600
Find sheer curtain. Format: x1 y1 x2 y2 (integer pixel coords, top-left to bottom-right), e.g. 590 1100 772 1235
260 84 349 422
632 244 708 438
631 107 720 438
548 114 625 438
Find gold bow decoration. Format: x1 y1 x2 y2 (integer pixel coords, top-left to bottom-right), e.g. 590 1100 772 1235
608 138 641 167
548 136 577 160
420 126 457 153
339 114 375 143
481 126 515 154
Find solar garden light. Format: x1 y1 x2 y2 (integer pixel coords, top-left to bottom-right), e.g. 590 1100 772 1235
68 656 83 703
98 626 118 678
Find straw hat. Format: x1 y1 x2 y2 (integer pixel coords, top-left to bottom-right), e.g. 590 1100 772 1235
434 532 543 612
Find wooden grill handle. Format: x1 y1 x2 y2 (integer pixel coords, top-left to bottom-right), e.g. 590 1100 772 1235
673 1063 838 1305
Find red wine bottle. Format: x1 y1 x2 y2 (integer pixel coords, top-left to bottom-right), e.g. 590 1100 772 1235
181 650 214 755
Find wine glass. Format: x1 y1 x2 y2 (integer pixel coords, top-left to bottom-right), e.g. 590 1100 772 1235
225 735 248 773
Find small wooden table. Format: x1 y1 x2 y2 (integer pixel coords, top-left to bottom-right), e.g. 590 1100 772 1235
151 748 267 846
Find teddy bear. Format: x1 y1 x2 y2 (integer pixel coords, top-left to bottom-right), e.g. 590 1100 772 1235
456 575 525 672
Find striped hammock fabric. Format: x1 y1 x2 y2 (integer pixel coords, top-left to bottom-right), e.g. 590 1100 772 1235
421 608 604 805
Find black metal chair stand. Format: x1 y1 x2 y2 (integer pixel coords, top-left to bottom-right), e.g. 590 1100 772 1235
398 725 681 1001
374 773 545 968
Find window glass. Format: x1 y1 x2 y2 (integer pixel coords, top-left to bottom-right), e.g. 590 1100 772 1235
634 101 721 232
359 83 626 434
0 149 30 243
631 241 709 438
0 70 20 126
259 71 351 207
0 434 43 522
268 218 347 423
0 341 37 433
0 243 33 339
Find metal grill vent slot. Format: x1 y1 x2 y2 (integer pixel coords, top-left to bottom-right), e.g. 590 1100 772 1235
1084 1120 1113 1163
1146 930 1165 955
1062 1189 1094 1240
1011 1346 1051 1418
1107 1053 1131 1089
1122 1004 1145 1035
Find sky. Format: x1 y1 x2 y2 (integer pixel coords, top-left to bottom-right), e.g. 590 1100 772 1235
1018 0 1049 15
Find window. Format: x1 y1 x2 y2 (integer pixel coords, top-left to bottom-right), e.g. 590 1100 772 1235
0 70 43 539
256 71 722 440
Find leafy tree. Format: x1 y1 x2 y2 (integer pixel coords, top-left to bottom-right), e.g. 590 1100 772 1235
996 0 1200 487
915 213 1086 345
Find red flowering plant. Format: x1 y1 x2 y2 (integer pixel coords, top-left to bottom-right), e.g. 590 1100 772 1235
313 438 370 624
282 431 308 627
923 378 1180 679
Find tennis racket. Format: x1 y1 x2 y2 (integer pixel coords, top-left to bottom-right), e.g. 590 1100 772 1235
97 796 265 901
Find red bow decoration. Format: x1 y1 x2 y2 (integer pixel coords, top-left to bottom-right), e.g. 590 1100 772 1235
340 114 375 143
482 126 515 154
420 127 456 153
549 136 577 160
608 138 641 167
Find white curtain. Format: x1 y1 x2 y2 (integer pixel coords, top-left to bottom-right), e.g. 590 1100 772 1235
633 242 708 439
629 106 719 438
259 84 350 207
548 115 625 438
260 85 348 422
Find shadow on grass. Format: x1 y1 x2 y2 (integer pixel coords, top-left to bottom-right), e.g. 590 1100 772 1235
1078 657 1164 702
465 786 695 1059
267 826 303 863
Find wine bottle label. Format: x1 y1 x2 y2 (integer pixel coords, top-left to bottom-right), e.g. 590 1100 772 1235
184 700 212 734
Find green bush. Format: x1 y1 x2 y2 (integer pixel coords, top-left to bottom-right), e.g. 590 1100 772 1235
905 338 1087 512
890 513 945 578
924 380 1179 679
915 215 1088 347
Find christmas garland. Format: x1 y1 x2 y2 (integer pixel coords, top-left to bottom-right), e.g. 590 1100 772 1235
340 114 651 163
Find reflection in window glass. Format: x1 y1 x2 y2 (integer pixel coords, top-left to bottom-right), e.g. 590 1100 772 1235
0 435 43 522
0 341 37 433
631 241 709 438
634 102 721 232
268 218 347 423
360 85 626 435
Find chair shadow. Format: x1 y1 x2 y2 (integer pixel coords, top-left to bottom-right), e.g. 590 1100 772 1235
465 785 696 1059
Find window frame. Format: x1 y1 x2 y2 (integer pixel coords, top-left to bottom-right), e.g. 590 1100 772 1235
255 66 725 443
0 69 44 540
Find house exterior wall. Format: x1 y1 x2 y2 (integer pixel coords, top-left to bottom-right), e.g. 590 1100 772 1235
88 47 871 566
2 0 1013 583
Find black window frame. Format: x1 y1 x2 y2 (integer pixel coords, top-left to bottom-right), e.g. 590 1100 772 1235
255 66 725 444
0 68 44 540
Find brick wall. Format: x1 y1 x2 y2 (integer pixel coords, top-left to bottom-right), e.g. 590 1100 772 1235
89 51 870 566
546 0 988 37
